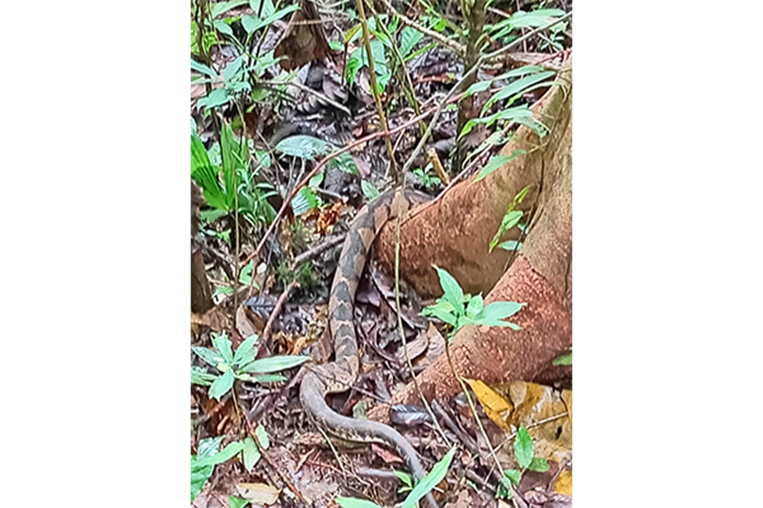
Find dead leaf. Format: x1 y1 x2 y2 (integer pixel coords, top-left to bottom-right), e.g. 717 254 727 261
396 330 428 363
466 379 514 433
274 0 330 71
236 483 281 505
371 443 405 464
417 323 445 367
316 200 343 234
236 305 266 339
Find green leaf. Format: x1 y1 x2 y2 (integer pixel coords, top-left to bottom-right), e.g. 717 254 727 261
465 294 484 318
344 24 362 44
336 498 383 508
276 135 331 160
193 440 245 469
553 349 572 366
212 0 250 18
233 334 259 367
214 19 234 37
191 59 217 78
211 332 234 365
229 496 250 508
209 369 235 400
200 87 231 111
242 4 299 34
252 373 287 383
460 106 534 139
421 306 458 327
497 240 522 251
475 150 526 182
240 355 310 373
255 424 270 449
193 347 225 368
191 365 218 386
401 446 456 508
483 71 556 113
514 426 534 469
291 186 323 216
394 470 413 488
191 436 223 501
528 457 550 472
329 151 359 175
249 0 275 17
503 468 522 485
241 436 261 472
433 266 464 314
361 180 380 199
223 55 246 84
480 301 525 322
399 26 424 58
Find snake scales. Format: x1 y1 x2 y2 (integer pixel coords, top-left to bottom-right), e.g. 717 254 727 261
299 188 438 508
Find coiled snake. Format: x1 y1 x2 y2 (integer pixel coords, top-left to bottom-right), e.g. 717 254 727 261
299 188 438 508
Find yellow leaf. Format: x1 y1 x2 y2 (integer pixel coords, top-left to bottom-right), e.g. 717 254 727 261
552 469 572 497
236 483 281 505
466 379 513 432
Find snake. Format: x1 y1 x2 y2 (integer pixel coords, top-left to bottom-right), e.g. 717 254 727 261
299 187 438 508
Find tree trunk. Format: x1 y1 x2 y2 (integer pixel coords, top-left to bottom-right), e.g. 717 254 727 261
369 56 572 419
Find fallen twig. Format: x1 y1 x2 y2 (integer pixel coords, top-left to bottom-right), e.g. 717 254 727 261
262 280 299 341
290 233 346 269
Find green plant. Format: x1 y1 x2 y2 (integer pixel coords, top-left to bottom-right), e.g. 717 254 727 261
413 164 441 189
191 435 246 501
496 426 550 500
190 424 272 502
553 347 572 366
488 184 531 252
191 122 277 228
192 332 309 400
420 267 525 500
421 266 523 333
336 446 456 508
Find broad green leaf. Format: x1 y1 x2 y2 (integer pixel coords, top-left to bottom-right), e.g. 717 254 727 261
336 498 383 508
329 40 343 51
461 79 493 99
433 266 464 314
211 332 234 365
214 19 234 37
191 365 218 386
193 347 225 368
212 0 250 18
241 436 261 472
479 301 525 324
514 426 534 469
233 334 259 367
276 135 330 160
291 186 322 216
242 4 299 34
401 446 456 508
193 440 245 469
240 355 310 374
249 0 275 17
223 55 246 83
508 9 565 28
399 26 424 58
209 369 235 400
200 88 231 110
503 468 522 485
229 496 250 508
497 240 522 251
528 457 550 472
475 150 526 182
191 59 217 78
361 180 380 199
255 424 270 449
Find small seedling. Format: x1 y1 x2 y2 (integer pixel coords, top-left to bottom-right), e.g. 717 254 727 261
497 426 550 500
192 332 309 401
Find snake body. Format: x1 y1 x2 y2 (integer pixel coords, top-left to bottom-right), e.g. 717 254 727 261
299 188 437 508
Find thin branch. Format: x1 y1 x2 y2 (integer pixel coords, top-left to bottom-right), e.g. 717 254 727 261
375 0 466 57
262 280 298 341
261 79 352 116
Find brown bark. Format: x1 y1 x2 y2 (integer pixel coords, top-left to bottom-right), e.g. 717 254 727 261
369 56 573 420
192 181 213 313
